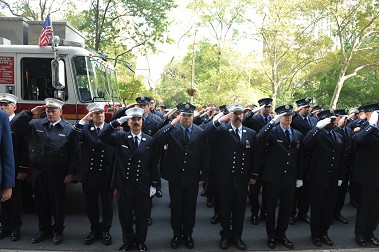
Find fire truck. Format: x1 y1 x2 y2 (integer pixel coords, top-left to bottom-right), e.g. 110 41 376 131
0 16 122 121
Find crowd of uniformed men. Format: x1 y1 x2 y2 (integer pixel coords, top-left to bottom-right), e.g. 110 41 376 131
0 93 379 252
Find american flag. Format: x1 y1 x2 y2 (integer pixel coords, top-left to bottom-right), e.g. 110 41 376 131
38 15 53 47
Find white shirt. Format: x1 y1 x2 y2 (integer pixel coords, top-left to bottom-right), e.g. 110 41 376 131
131 132 142 145
231 124 242 140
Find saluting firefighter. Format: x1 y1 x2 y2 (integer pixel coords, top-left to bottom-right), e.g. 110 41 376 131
99 107 159 252
154 102 208 250
351 104 379 247
303 110 345 247
205 103 259 251
289 98 319 225
0 94 29 241
72 103 114 245
257 105 305 249
10 98 79 245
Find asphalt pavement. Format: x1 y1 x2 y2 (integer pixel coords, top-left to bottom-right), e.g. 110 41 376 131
0 180 378 252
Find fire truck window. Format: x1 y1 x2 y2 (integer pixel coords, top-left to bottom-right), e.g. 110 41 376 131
21 58 68 101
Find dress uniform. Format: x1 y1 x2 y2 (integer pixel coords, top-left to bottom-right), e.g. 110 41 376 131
11 98 78 245
351 104 379 247
257 105 304 249
333 109 353 224
99 107 159 252
0 94 29 241
243 98 272 225
154 102 208 249
72 103 114 245
303 110 345 247
205 103 259 251
290 98 318 224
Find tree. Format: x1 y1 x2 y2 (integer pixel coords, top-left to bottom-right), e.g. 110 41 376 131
316 0 379 108
0 0 70 20
245 0 333 107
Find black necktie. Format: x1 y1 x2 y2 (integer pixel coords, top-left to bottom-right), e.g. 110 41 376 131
264 117 269 125
329 131 335 144
235 128 240 141
285 129 291 143
96 127 100 134
134 136 139 148
184 128 189 144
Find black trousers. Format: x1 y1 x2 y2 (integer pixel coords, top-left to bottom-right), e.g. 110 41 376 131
291 181 310 217
249 179 266 217
32 170 66 233
205 170 219 215
265 182 295 239
217 183 248 240
334 172 349 215
168 183 199 237
117 190 150 244
0 179 23 232
309 182 338 238
354 184 379 237
82 184 113 233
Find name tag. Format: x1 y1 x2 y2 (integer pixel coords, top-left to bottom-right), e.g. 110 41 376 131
58 134 66 137
36 130 44 133
122 145 128 149
277 140 283 143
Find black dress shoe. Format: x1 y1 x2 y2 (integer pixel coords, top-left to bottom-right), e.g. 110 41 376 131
234 238 246 250
250 215 258 225
289 216 295 225
355 236 367 247
321 235 333 246
267 238 276 249
10 231 20 241
369 235 379 246
102 231 112 245
84 231 100 244
206 198 214 208
136 242 148 251
280 237 294 249
31 230 50 243
147 218 152 226
0 223 5 239
211 214 220 224
311 237 322 247
53 232 63 245
220 238 229 250
155 189 162 197
184 236 194 249
171 236 181 249
335 213 348 224
119 242 133 251
298 214 311 224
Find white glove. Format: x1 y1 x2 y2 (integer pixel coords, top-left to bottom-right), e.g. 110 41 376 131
251 105 265 114
150 186 157 197
117 116 131 124
213 112 224 122
338 180 343 187
270 113 286 124
369 111 378 126
316 118 331 129
296 179 303 188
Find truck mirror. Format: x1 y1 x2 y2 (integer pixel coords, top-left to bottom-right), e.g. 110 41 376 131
51 58 66 90
97 87 105 98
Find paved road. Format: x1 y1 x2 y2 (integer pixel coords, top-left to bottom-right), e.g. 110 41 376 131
0 180 378 252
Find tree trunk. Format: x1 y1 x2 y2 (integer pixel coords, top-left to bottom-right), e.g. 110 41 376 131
330 63 348 109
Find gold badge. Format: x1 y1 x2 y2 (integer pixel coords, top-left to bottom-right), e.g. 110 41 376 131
245 140 250 149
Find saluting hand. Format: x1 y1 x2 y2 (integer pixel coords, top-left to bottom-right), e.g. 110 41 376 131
31 105 46 115
166 108 179 120
270 112 286 124
170 113 181 126
218 113 233 124
369 111 378 126
82 111 94 122
295 105 307 113
251 105 265 114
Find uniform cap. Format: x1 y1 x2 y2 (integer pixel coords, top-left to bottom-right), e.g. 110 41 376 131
359 103 379 113
275 105 293 114
219 105 228 113
45 98 64 109
318 109 336 120
348 107 359 114
136 96 151 105
258 98 273 107
295 98 312 107
227 103 244 113
0 93 18 105
334 109 347 116
176 102 196 115
86 103 104 113
125 107 144 118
